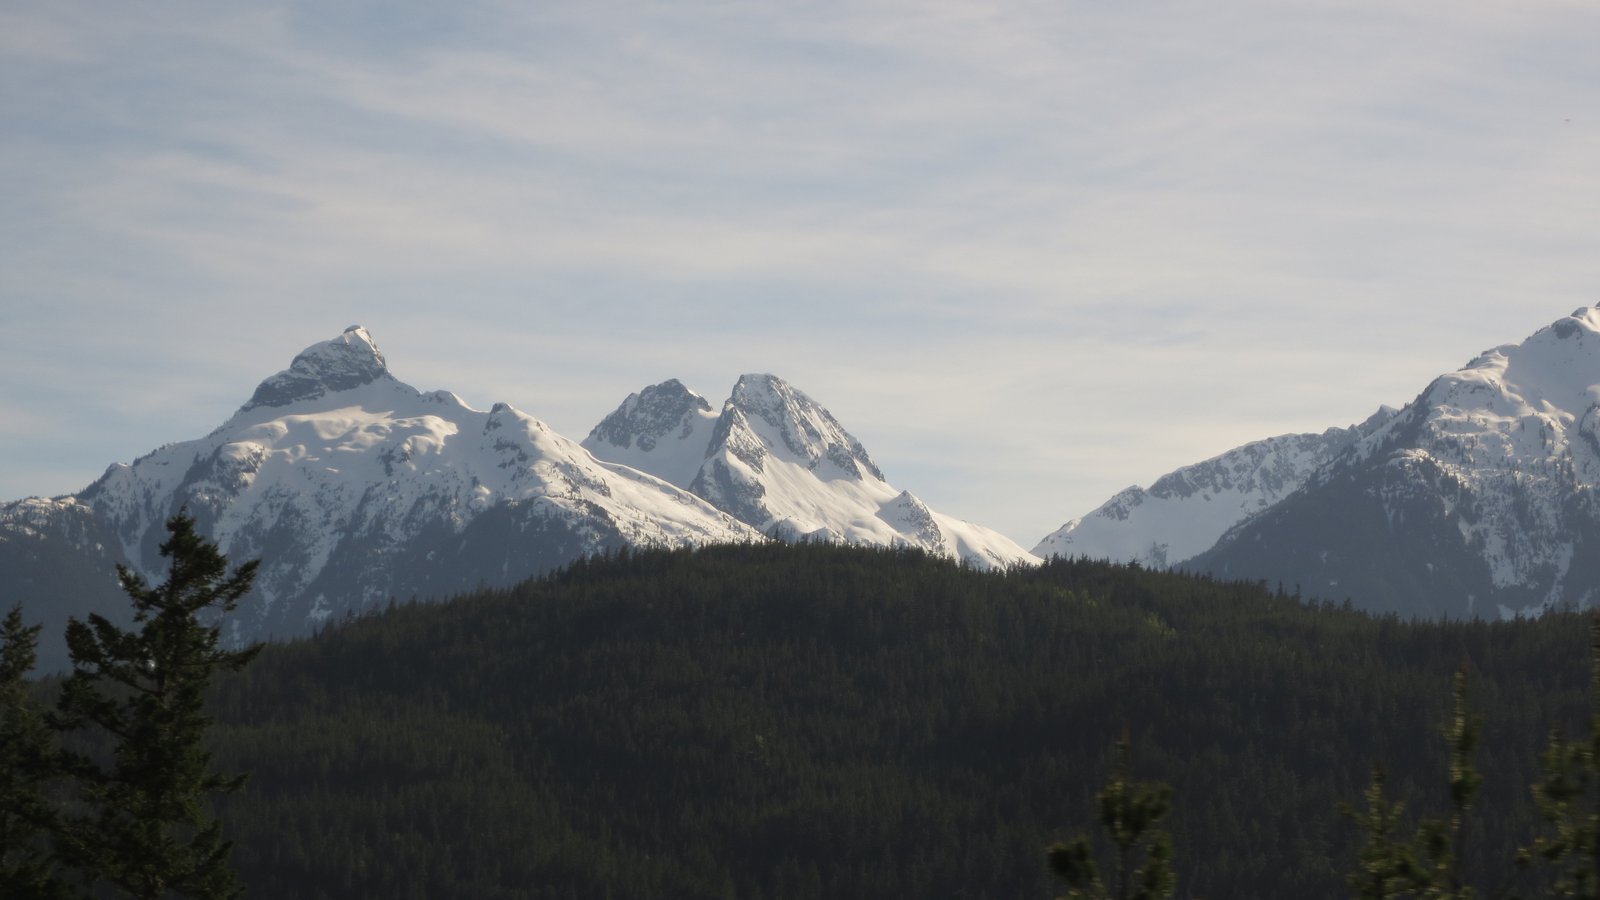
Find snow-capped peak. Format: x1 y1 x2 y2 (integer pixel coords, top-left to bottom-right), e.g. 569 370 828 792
588 379 713 451
1054 303 1600 621
1347 302 1600 473
239 325 392 413
724 374 884 483
5 326 764 668
1448 304 1599 425
1291 302 1600 610
584 374 1038 570
582 379 720 489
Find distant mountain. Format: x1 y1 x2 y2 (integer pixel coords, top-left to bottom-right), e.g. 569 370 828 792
1033 407 1397 568
1041 304 1600 619
584 374 1039 569
1192 305 1600 618
0 327 759 669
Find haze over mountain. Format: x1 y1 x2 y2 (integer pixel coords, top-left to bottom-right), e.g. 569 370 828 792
0 327 760 669
582 376 1040 569
1041 304 1600 619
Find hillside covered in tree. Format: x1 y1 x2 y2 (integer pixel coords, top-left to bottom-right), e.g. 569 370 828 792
189 545 1597 899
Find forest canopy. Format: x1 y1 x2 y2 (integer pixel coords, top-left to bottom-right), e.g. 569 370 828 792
184 544 1594 899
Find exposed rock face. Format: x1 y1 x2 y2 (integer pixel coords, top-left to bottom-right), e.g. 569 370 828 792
584 379 717 474
240 325 391 411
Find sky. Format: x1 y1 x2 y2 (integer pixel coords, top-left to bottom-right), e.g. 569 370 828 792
3 0 1598 548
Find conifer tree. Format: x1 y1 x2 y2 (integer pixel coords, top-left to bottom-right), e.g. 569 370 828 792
1524 616 1600 897
1047 736 1176 900
1348 765 1426 899
1344 665 1486 899
52 512 261 900
0 604 73 899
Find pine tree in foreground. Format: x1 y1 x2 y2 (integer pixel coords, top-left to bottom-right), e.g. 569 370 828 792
1047 736 1177 900
1 604 74 899
1344 665 1511 900
52 512 261 900
1524 617 1600 897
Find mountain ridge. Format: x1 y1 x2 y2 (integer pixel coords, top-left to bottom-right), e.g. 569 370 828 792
1191 304 1600 618
1044 303 1600 619
1033 406 1398 568
584 374 1038 569
1 327 763 669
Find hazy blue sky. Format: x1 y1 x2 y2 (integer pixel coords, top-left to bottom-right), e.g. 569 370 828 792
3 0 1598 547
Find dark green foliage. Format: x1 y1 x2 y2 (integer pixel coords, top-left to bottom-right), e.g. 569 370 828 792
193 544 1594 899
1048 736 1175 900
1 604 73 899
1344 668 1492 899
53 512 261 900
1343 620 1600 899
1523 618 1600 897
1349 766 1421 899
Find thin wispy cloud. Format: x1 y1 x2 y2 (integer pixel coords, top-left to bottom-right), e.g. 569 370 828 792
3 0 1598 543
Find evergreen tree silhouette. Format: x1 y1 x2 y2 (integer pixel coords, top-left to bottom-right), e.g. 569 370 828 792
53 512 261 900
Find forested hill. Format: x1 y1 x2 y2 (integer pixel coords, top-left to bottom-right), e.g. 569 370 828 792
206 544 1592 899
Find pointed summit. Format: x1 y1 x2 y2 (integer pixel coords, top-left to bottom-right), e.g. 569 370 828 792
587 374 1038 568
723 374 883 482
240 325 391 412
583 373 1037 569
587 379 712 451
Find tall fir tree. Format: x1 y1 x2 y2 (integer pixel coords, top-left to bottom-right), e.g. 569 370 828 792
1047 736 1176 900
1347 765 1427 900
52 512 261 900
1 604 74 899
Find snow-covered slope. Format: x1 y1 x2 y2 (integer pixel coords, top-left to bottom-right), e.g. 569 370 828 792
1033 407 1397 567
1189 305 1600 618
586 374 1039 570
1 327 760 668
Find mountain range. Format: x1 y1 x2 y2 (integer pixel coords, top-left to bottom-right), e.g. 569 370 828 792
6 305 1599 667
0 327 1032 669
580 375 1035 568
